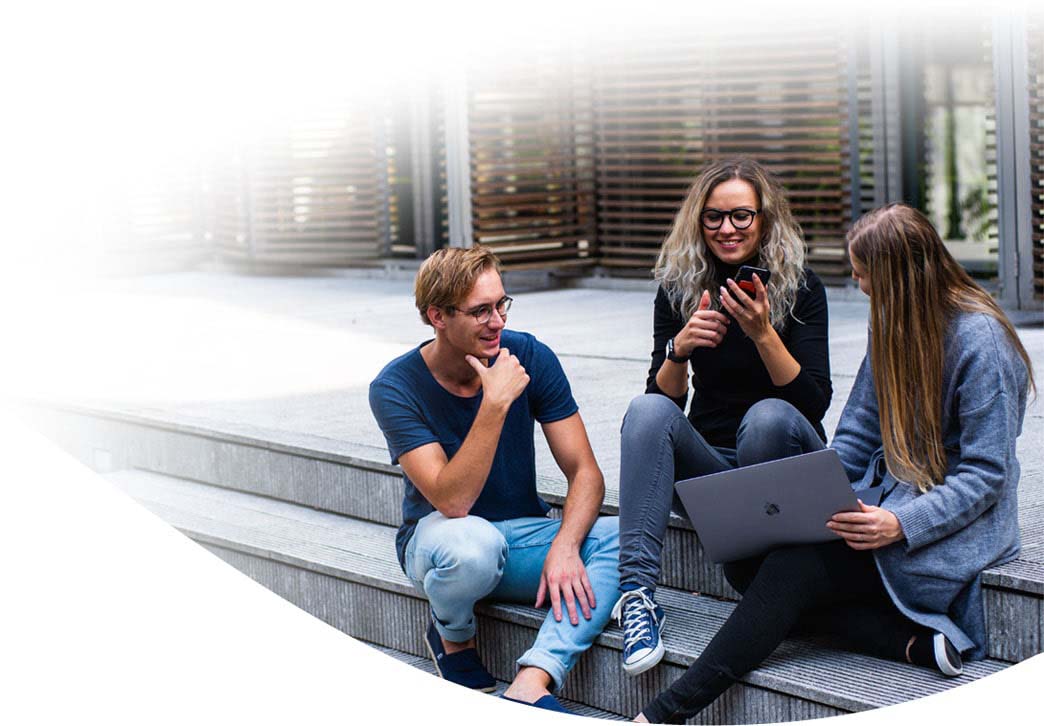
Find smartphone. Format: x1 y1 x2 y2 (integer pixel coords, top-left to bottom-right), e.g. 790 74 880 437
734 265 771 297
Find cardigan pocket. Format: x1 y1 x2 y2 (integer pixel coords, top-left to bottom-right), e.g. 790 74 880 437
899 556 971 582
894 568 967 614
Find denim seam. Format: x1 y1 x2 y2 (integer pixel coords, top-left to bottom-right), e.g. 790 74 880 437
580 536 612 563
626 415 679 590
786 407 801 449
406 545 432 585
505 541 559 550
507 533 604 554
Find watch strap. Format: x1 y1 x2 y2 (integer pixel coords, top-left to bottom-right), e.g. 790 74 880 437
666 336 688 363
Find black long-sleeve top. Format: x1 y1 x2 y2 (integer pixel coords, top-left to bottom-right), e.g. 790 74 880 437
645 267 832 448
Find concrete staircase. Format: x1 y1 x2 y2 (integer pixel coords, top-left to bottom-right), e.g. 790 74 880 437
367 643 628 720
28 404 1043 723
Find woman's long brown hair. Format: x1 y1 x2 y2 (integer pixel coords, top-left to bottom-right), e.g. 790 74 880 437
847 204 1035 493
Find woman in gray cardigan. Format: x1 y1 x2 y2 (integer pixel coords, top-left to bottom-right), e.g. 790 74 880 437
636 204 1034 724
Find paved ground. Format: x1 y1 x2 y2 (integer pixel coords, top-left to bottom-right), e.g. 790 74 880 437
9 270 1043 541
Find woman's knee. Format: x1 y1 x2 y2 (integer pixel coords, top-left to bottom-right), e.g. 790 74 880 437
736 399 815 466
738 399 801 439
622 394 684 437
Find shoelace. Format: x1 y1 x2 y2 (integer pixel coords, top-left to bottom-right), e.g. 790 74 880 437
612 590 657 644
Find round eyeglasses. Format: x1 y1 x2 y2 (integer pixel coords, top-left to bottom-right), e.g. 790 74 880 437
700 207 760 230
450 295 513 325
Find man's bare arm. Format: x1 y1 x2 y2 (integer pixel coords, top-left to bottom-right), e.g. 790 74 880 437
535 412 605 624
398 348 529 518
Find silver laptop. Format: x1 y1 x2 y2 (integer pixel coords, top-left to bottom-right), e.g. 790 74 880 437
674 449 882 564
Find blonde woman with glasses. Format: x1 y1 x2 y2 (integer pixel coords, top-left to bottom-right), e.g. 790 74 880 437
612 158 833 675
634 203 1034 723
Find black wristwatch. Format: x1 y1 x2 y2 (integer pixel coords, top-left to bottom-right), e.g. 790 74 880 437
666 336 688 363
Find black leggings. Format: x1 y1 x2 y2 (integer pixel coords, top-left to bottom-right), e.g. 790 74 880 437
642 540 929 724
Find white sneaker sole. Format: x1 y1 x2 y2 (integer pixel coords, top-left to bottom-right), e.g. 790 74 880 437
933 633 964 677
621 618 667 676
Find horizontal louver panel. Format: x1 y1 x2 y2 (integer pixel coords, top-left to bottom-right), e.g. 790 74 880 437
466 52 596 269
96 156 209 273
591 27 853 278
213 106 386 266
854 33 877 218
1030 15 1044 299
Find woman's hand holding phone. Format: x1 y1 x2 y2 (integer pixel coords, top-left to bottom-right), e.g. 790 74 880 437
720 273 772 343
674 290 730 355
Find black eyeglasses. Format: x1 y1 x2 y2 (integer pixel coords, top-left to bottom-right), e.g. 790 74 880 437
449 295 513 324
700 207 760 230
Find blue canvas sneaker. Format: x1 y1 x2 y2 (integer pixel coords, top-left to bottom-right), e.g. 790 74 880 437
611 587 666 675
424 616 497 692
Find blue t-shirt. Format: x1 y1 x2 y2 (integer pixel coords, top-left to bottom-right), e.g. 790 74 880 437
368 329 579 569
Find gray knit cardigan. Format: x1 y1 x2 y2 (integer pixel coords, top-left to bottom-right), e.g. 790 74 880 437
832 311 1030 659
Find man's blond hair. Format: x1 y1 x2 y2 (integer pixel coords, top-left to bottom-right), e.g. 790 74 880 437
414 246 502 326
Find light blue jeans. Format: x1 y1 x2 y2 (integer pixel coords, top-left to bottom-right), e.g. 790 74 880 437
404 512 621 690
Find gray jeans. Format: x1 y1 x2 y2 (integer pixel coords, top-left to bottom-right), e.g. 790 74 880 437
618 394 825 591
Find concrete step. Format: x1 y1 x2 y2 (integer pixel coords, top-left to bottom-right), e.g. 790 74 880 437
364 642 628 720
29 403 732 595
106 468 1010 724
32 402 1043 664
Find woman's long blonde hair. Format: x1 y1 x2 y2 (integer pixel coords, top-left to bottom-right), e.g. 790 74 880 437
654 158 807 329
847 204 1035 493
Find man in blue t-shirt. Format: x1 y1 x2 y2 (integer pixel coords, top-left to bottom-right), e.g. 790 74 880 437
369 246 620 713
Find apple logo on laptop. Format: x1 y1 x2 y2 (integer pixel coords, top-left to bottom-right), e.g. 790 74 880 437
764 502 781 516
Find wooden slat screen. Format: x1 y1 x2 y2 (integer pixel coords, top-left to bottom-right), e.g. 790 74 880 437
204 145 249 263
379 107 409 257
591 27 854 279
1030 14 1044 299
437 98 450 250
119 167 209 270
212 104 387 266
466 51 597 270
95 154 210 274
854 31 878 217
983 25 1001 276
